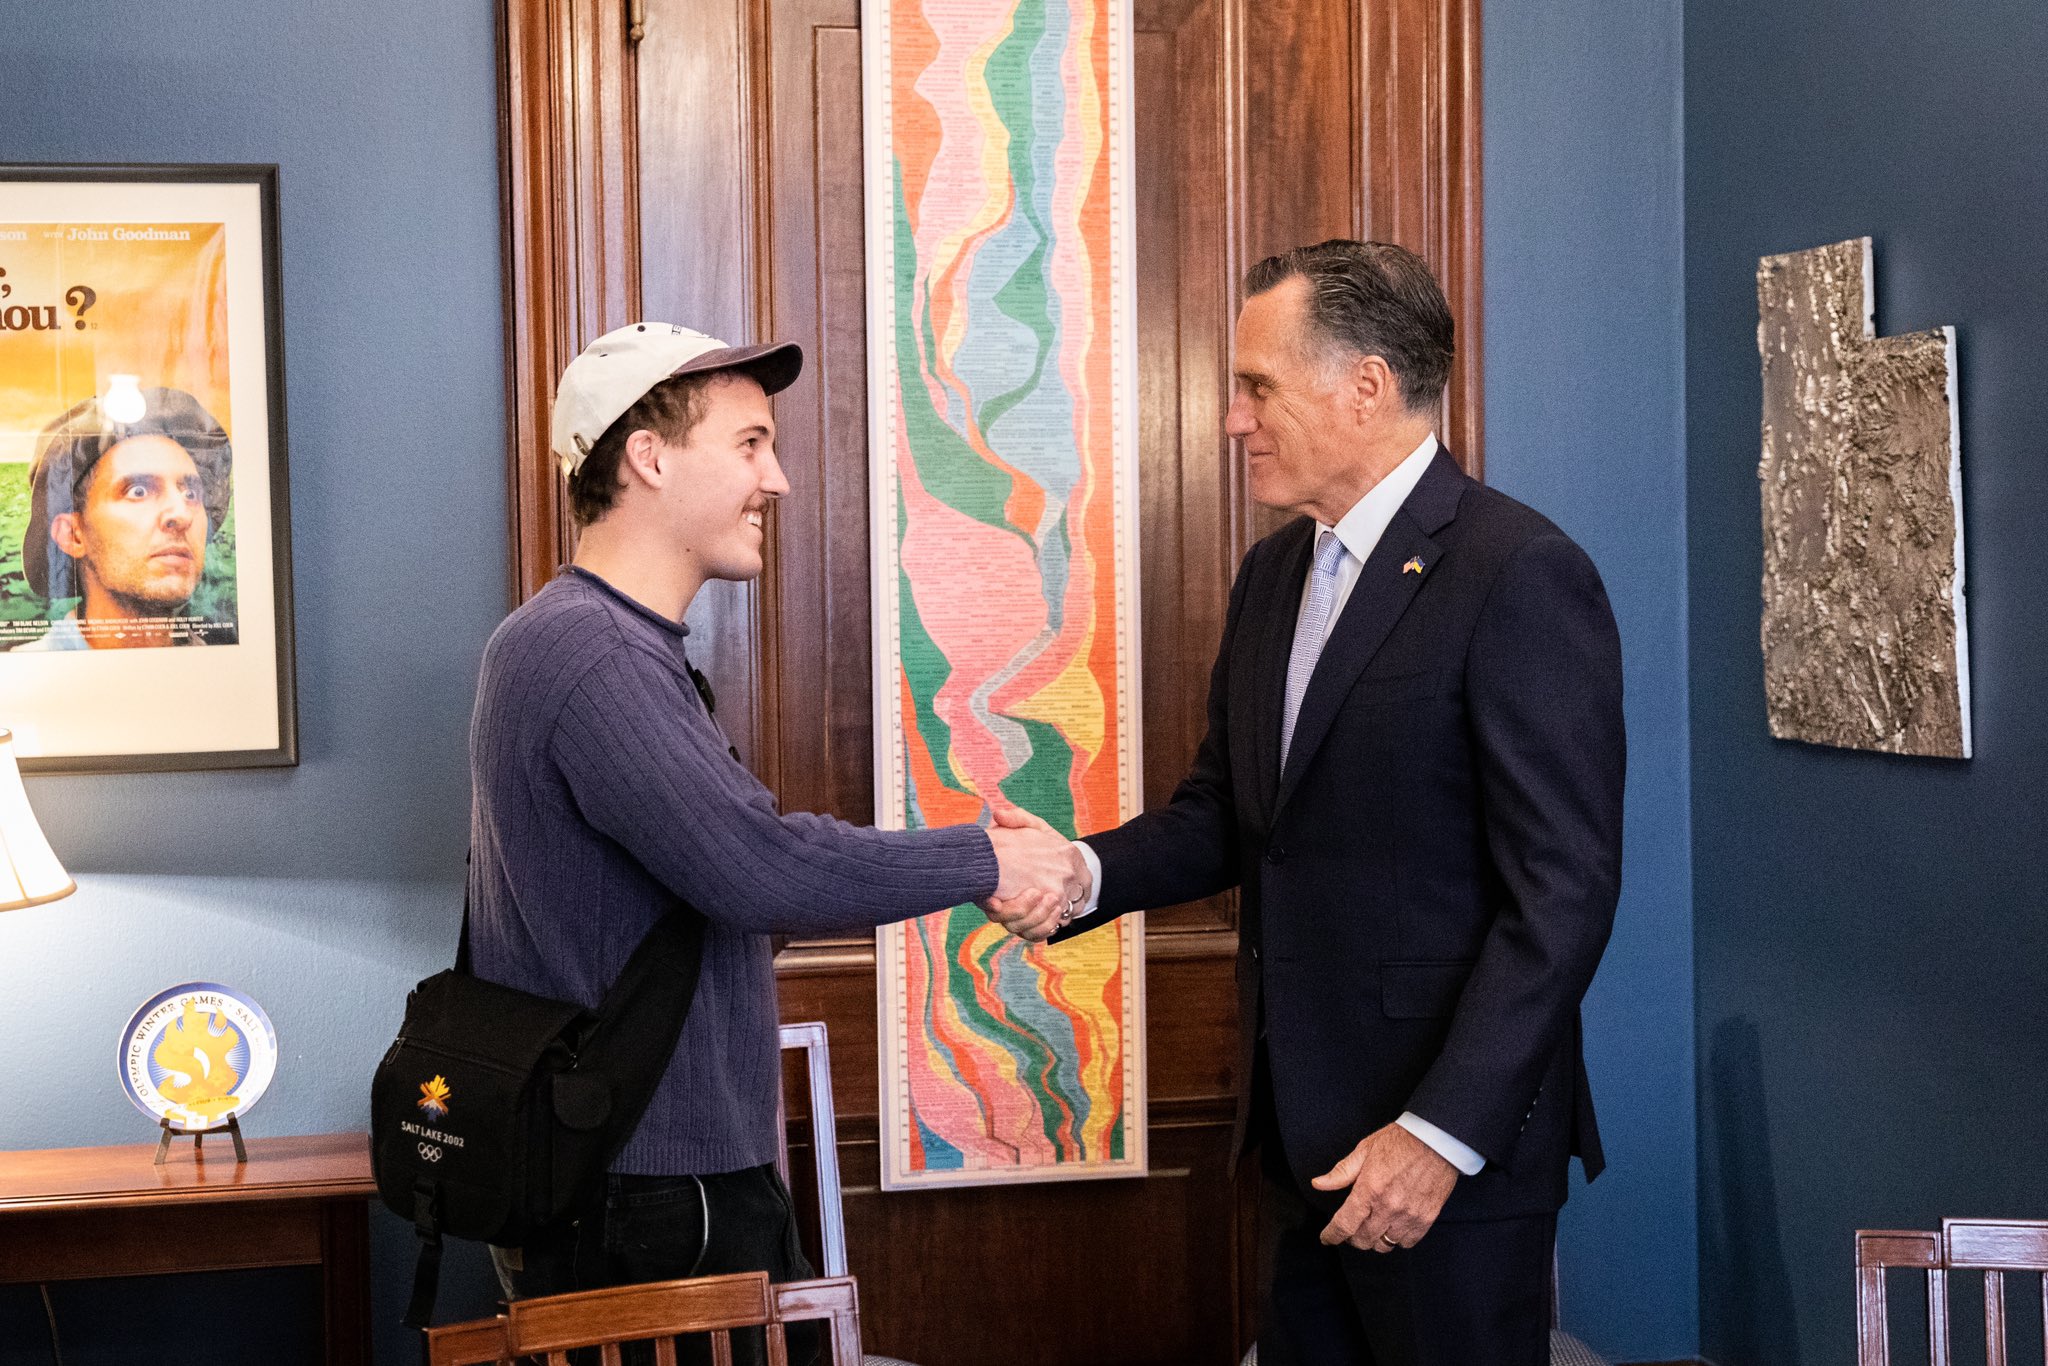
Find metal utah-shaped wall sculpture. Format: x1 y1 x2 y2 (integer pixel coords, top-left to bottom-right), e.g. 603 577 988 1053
1756 236 1969 758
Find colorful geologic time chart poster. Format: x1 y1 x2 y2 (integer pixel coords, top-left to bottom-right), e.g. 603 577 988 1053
865 0 1146 1189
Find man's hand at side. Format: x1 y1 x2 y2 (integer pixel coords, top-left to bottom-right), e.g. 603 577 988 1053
1310 1121 1460 1252
980 805 1089 942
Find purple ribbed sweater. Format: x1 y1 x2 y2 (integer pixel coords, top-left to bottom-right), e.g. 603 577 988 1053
467 568 998 1175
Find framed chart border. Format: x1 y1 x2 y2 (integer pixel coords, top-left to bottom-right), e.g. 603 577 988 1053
864 0 1148 1192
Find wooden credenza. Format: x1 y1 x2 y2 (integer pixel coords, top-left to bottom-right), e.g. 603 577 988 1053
0 1131 375 1364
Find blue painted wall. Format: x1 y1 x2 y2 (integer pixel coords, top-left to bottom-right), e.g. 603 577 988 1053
0 1 510 1361
1486 0 1695 1359
1686 2 2048 1362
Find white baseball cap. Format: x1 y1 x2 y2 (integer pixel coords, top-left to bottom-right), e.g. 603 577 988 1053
549 322 803 475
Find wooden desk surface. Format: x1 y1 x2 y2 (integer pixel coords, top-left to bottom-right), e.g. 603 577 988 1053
0 1130 374 1214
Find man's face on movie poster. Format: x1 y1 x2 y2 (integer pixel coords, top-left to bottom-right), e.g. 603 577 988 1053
52 435 208 614
0 217 239 650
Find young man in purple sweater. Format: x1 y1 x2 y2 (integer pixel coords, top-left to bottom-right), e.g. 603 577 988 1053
469 323 1084 1359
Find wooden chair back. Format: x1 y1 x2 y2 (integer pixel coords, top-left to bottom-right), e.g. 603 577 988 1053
770 1277 865 1366
426 1272 864 1366
423 1315 512 1366
510 1270 770 1364
777 1020 848 1278
1857 1219 2048 1366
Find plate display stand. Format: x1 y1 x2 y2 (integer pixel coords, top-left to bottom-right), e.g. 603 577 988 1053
152 1112 246 1166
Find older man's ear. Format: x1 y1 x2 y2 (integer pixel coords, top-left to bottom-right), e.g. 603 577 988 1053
1344 352 1402 427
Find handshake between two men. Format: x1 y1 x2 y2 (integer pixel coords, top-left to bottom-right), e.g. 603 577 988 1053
975 807 1091 943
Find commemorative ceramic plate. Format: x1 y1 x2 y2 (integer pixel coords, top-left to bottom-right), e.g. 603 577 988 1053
118 983 278 1132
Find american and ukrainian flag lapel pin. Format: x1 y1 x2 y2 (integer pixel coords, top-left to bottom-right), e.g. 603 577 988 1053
1402 555 1426 575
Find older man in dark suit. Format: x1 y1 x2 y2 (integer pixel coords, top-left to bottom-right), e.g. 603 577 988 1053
1057 240 1625 1364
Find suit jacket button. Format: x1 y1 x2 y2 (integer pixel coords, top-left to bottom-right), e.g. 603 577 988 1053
1266 846 1285 865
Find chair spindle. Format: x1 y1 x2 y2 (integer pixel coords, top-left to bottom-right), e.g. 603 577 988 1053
1985 1269 2007 1366
1930 1267 1951 1366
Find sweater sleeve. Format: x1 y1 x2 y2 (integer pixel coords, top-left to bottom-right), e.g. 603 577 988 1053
549 639 999 935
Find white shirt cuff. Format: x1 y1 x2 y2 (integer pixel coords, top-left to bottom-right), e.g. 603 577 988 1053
1071 841 1104 918
1396 1112 1486 1175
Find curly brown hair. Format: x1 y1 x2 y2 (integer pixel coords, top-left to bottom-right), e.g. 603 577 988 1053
566 372 722 526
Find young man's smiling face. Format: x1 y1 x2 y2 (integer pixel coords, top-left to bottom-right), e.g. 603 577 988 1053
51 433 209 619
662 372 789 583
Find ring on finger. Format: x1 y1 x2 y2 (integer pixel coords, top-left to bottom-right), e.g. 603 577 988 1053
1378 1232 1398 1248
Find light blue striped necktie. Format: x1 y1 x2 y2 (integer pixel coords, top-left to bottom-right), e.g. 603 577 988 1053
1280 529 1347 770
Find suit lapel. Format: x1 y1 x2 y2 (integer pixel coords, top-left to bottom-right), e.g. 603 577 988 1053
1272 450 1470 815
1252 521 1315 825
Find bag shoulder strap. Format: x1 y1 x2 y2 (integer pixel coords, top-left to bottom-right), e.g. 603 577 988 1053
579 901 707 1087
404 1180 442 1329
454 894 473 974
455 850 474 974
457 851 704 1023
457 848 708 1129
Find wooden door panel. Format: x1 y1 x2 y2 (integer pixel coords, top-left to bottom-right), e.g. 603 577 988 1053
776 946 1245 1364
500 0 1480 1357
636 0 769 776
761 0 871 829
1241 0 1361 263
795 1119 1244 1366
733 0 1246 943
636 10 1250 1351
1358 0 1485 462
1134 0 1243 939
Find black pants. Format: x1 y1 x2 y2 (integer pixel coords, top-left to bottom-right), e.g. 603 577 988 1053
1250 1049 1554 1366
491 1164 820 1366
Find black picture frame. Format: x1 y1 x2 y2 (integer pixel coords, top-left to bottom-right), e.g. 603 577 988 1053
0 162 296 773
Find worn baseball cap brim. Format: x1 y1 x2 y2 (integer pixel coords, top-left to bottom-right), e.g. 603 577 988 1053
551 324 807 474
673 341 803 396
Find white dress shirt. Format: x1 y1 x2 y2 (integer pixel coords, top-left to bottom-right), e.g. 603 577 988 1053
1069 432 1486 1176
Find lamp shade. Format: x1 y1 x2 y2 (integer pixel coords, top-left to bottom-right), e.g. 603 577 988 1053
0 729 73 910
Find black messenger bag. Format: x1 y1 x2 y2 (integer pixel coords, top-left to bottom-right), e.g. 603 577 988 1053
370 898 705 1328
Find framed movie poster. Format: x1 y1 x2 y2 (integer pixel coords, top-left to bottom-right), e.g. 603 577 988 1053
0 165 295 772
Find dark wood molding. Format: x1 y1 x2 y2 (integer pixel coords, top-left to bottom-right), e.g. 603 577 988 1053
497 1 1481 1356
1221 0 1256 555
626 0 774 769
499 0 1483 590
741 0 782 790
1352 0 1485 470
498 0 644 606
